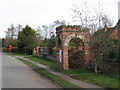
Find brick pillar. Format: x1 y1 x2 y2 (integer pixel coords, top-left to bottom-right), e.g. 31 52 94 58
118 20 120 59
84 45 90 67
62 48 69 70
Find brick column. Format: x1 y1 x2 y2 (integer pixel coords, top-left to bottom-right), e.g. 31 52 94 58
118 20 120 59
62 48 69 70
84 45 91 67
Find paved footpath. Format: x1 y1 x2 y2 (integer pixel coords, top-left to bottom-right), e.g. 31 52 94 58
2 53 59 88
15 55 107 89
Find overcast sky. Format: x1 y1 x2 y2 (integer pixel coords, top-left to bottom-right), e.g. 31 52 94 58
0 0 119 38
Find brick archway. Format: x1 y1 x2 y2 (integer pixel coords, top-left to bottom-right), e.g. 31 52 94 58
68 38 85 68
56 25 90 70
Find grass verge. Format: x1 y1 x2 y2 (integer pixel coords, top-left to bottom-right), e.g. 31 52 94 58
6 52 31 57
25 56 58 70
17 58 81 89
60 69 119 89
24 56 119 89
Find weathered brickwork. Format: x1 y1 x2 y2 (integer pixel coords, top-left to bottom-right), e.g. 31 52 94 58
118 20 120 58
109 29 118 39
56 25 90 70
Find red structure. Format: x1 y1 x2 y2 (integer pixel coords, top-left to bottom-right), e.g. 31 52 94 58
8 45 13 53
118 20 120 58
56 25 91 70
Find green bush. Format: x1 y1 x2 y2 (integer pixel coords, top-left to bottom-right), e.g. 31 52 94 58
18 46 33 55
2 48 8 52
12 47 19 53
108 49 117 58
3 38 18 48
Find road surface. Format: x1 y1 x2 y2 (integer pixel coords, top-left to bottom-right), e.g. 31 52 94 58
2 53 59 88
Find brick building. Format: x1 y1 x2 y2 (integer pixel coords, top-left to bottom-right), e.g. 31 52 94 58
94 24 118 40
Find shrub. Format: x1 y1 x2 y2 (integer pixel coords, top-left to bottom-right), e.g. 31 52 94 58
12 47 19 53
2 48 8 52
3 38 18 48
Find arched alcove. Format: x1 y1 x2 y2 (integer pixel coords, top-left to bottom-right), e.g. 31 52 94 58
68 38 85 68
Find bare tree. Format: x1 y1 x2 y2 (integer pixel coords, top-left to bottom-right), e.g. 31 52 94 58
37 20 68 39
5 24 15 39
5 24 22 39
100 13 113 28
53 20 67 26
36 26 43 40
16 24 22 32
72 1 113 33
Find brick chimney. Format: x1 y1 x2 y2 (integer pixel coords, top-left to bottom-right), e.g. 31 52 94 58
104 23 108 32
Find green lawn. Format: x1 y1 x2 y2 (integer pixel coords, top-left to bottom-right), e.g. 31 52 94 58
24 55 120 89
25 56 58 70
60 69 119 89
7 52 119 89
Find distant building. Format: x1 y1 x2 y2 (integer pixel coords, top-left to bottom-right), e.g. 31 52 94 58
93 20 120 61
109 27 118 40
93 24 118 40
33 46 48 57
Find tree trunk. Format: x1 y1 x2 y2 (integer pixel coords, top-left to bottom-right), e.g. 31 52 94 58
95 62 98 75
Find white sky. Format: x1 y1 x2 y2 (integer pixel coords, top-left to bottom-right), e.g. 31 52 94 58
0 0 119 38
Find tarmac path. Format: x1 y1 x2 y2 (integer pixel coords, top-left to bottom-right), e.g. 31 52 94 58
2 53 59 88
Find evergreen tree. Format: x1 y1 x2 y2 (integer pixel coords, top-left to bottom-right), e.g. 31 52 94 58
18 25 39 54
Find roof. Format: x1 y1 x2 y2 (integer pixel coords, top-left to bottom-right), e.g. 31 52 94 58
117 19 120 25
93 26 117 38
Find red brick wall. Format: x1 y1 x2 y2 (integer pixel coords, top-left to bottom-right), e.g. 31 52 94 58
56 26 91 70
118 20 120 58
109 29 118 39
118 20 120 43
